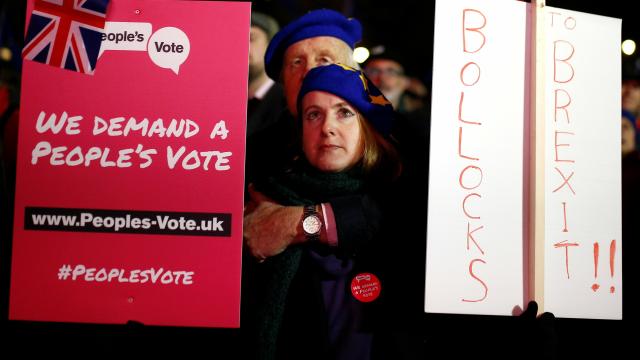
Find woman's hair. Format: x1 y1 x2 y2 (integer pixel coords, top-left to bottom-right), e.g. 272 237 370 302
357 113 402 183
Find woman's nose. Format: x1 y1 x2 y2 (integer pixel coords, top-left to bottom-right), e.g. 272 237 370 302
321 117 336 135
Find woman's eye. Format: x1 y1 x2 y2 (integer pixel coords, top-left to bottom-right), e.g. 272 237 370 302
305 111 320 121
338 108 355 118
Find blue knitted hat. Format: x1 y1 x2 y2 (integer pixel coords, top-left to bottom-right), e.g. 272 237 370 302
298 64 394 136
264 9 362 80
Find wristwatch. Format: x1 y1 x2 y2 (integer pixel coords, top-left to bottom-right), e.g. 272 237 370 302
302 205 322 242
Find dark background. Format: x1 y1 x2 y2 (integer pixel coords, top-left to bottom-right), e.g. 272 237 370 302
0 0 634 358
249 0 639 83
2 1 640 82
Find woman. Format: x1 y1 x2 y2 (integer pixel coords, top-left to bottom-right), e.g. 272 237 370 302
246 63 400 360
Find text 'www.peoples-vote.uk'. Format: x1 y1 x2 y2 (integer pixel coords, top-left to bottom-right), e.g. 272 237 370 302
25 207 231 236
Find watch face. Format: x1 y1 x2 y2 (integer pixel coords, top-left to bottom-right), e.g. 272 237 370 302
303 215 322 235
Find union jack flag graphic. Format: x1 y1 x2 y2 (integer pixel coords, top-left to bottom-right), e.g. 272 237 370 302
22 0 110 74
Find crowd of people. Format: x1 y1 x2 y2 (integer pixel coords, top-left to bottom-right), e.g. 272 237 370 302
0 4 638 359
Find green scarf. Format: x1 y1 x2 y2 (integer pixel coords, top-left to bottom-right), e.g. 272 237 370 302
254 160 365 360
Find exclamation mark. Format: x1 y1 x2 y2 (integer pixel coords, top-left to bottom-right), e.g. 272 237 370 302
609 240 616 294
591 242 599 292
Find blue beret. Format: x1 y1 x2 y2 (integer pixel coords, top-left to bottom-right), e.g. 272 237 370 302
298 64 395 136
264 9 362 80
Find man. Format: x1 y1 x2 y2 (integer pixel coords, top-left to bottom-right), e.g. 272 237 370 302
363 53 409 111
245 12 287 184
244 9 373 263
363 52 429 184
247 12 283 134
622 79 640 118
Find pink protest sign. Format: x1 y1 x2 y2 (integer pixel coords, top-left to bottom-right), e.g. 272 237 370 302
10 0 250 327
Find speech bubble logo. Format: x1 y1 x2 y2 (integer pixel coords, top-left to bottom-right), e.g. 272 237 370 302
99 22 152 57
147 27 190 75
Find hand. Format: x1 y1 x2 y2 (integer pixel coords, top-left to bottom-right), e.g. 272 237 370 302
519 300 555 321
243 185 302 261
519 300 539 319
518 301 558 358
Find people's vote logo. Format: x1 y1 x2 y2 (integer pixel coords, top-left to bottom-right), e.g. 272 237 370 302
100 22 190 74
350 272 381 302
147 27 190 75
99 22 152 56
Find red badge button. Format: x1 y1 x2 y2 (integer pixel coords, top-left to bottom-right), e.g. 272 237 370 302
351 272 381 303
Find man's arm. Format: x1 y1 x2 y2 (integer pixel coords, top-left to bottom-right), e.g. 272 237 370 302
243 186 381 260
243 186 331 260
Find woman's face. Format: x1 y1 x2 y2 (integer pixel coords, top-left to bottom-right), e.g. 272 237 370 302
301 91 364 172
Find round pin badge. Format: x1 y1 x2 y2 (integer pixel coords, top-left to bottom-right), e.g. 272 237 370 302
350 272 381 303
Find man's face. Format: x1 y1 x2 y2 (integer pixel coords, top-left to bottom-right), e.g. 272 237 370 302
249 26 269 80
622 116 636 156
282 36 354 116
364 59 408 105
622 82 640 114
